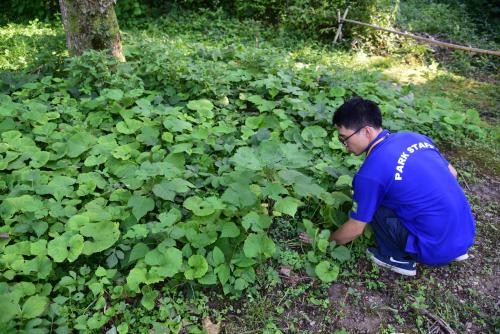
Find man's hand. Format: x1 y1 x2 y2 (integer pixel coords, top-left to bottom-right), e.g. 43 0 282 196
300 219 365 245
299 232 313 244
330 218 366 245
448 163 458 179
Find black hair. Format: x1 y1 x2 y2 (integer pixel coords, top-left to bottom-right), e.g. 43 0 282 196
332 96 382 129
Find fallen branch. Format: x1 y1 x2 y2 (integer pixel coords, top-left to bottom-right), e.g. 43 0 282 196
334 10 500 56
413 307 457 334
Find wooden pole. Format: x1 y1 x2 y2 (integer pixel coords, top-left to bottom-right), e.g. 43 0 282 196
339 17 500 56
333 8 349 44
333 10 342 44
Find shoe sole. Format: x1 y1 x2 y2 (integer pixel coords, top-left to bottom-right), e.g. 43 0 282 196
454 254 469 261
366 249 417 276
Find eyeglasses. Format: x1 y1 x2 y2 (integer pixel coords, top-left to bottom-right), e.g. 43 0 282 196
338 127 364 146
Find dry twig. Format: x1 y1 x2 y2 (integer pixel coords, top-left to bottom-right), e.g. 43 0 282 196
413 307 457 334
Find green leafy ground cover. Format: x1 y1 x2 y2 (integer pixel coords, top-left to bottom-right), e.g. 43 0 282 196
0 10 498 334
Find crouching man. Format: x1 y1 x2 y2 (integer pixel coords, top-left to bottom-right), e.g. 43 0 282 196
301 97 475 276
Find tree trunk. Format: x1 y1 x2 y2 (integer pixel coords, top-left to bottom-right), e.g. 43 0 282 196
59 0 125 61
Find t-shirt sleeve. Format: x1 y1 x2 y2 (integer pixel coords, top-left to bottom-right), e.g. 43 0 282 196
350 174 386 223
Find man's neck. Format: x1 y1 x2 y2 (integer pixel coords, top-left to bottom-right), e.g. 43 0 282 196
362 128 386 155
368 127 384 143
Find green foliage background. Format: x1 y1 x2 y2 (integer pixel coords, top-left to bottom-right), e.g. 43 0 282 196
0 0 398 41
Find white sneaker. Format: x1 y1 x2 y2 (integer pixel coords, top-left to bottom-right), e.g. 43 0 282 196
366 247 417 276
454 253 469 261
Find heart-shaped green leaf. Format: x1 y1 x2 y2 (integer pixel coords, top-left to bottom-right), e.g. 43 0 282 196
274 196 302 217
315 261 339 283
145 247 183 278
22 295 49 319
220 222 240 238
47 232 84 262
331 245 351 262
243 233 276 258
183 196 225 216
67 132 96 158
184 254 208 280
80 221 120 255
187 99 214 119
128 195 155 220
153 178 194 201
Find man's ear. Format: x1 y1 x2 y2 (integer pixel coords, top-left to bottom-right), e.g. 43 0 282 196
364 126 373 138
365 126 379 140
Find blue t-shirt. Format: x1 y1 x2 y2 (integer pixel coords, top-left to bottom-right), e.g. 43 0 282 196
350 130 475 265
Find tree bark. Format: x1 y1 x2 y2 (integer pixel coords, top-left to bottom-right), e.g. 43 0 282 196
59 0 126 61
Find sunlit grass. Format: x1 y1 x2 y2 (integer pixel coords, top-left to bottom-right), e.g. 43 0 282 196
1 12 496 128
0 20 65 71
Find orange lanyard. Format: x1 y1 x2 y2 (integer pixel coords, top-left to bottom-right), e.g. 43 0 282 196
366 134 389 157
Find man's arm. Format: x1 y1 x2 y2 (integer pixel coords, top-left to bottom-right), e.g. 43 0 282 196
329 218 366 245
448 163 458 179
